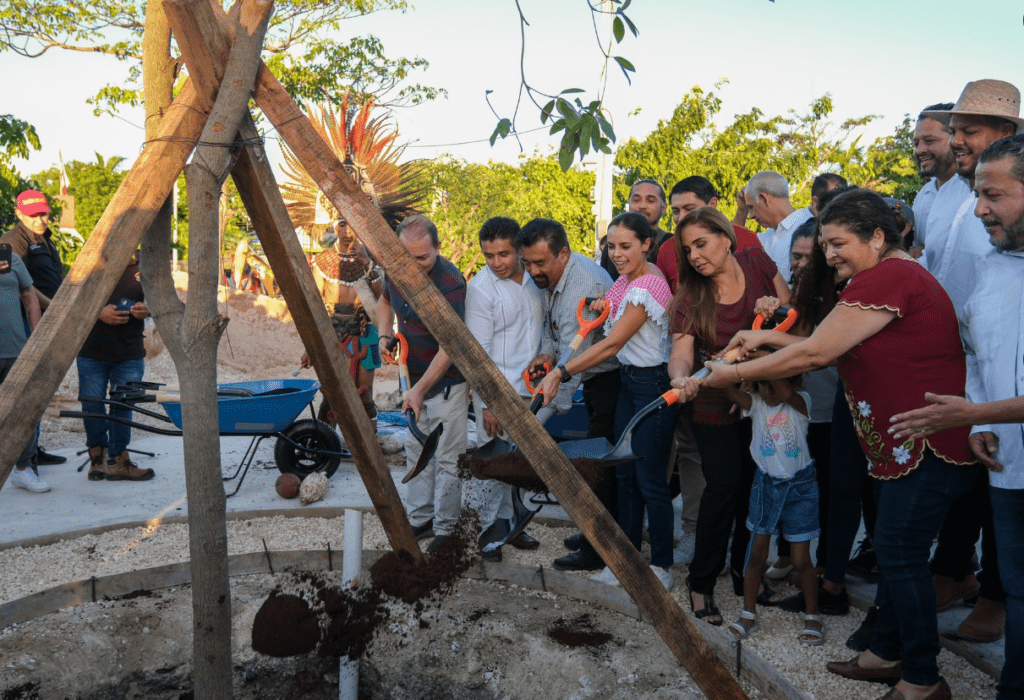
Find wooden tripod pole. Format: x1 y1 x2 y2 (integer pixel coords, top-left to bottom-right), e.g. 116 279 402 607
167 1 748 696
162 0 422 562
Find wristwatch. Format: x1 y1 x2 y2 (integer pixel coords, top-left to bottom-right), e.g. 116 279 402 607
556 364 572 383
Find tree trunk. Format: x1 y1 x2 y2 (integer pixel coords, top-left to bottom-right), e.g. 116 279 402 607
141 2 273 698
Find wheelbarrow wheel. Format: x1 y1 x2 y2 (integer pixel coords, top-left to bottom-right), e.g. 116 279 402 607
274 419 342 479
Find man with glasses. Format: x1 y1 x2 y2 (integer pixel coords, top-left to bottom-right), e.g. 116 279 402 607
1 189 67 467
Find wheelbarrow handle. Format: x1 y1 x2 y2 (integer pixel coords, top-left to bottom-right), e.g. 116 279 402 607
522 364 551 395
752 305 798 333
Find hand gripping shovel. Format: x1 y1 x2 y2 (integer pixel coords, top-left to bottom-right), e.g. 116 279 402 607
689 304 799 383
473 380 546 462
385 333 444 484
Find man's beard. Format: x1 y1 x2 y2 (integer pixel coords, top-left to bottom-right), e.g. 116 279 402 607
531 274 550 289
983 217 1024 252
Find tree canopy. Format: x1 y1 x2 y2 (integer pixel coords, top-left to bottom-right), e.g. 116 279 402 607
0 114 42 228
0 0 443 114
614 82 923 229
427 153 595 276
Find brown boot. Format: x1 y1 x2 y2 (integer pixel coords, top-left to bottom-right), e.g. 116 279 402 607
87 446 108 481
956 597 1006 643
933 573 980 611
104 452 155 481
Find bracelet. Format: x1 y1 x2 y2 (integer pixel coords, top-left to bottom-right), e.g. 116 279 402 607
734 364 743 382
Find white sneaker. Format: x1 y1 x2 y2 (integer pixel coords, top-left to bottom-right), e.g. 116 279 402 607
673 531 696 567
651 565 674 590
589 566 621 587
11 468 51 493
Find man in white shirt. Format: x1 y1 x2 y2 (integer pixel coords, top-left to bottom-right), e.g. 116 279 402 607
911 102 967 258
465 216 545 560
889 135 1024 700
744 171 812 283
918 80 1023 645
920 81 1020 315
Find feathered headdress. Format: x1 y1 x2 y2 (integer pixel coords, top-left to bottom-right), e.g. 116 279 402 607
280 92 428 242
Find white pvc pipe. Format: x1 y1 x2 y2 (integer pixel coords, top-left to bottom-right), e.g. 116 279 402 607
339 509 363 700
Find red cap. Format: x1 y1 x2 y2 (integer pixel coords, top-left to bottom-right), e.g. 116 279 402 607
16 190 50 216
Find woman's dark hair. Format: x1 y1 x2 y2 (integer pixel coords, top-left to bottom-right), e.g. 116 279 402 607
817 188 902 249
791 185 857 327
669 207 738 353
608 211 655 245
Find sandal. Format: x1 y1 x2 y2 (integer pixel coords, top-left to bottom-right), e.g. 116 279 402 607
799 614 826 646
688 585 723 626
728 610 759 641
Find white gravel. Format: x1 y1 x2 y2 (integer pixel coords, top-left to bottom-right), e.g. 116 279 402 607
0 512 998 699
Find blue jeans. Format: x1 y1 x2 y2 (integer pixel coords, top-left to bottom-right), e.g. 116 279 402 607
869 453 977 686
746 463 819 542
77 356 145 457
614 364 678 569
0 356 38 468
991 485 1024 700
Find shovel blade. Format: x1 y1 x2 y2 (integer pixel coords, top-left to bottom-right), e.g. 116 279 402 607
474 436 517 462
402 422 444 483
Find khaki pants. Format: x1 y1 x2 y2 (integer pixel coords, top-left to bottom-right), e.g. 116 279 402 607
404 383 468 536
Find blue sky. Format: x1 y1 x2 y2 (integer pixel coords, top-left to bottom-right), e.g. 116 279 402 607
2 0 1023 178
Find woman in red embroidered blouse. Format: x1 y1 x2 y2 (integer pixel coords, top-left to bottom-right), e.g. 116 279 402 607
666 206 790 625
700 189 978 700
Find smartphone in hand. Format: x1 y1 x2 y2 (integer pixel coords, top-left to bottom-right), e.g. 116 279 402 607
115 298 134 312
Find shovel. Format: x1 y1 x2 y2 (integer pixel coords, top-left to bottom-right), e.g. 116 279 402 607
473 362 551 462
385 333 445 484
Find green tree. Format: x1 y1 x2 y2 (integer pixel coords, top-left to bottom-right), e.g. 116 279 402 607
0 114 42 229
427 153 595 275
0 0 443 115
842 115 925 203
613 83 884 227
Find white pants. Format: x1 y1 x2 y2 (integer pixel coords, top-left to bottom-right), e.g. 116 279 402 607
464 396 522 531
404 382 468 536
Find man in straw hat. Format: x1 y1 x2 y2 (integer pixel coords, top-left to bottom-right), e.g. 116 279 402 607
917 80 1023 649
919 80 1023 313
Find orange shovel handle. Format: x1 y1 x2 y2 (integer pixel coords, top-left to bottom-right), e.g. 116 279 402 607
523 363 551 394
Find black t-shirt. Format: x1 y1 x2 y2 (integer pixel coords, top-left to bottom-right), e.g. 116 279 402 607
0 222 64 299
79 260 146 362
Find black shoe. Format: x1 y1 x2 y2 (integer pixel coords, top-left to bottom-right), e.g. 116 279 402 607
846 606 877 651
411 519 435 541
480 546 502 562
553 549 604 572
779 578 850 615
848 538 878 583
427 534 450 554
564 532 586 551
509 531 540 550
36 447 66 465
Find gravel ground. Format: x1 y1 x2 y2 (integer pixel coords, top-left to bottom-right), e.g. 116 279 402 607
0 512 998 699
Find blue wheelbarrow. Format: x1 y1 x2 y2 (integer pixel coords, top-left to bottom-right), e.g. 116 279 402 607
60 378 351 496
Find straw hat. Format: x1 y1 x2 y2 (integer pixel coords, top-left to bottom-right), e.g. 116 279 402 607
922 79 1024 129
